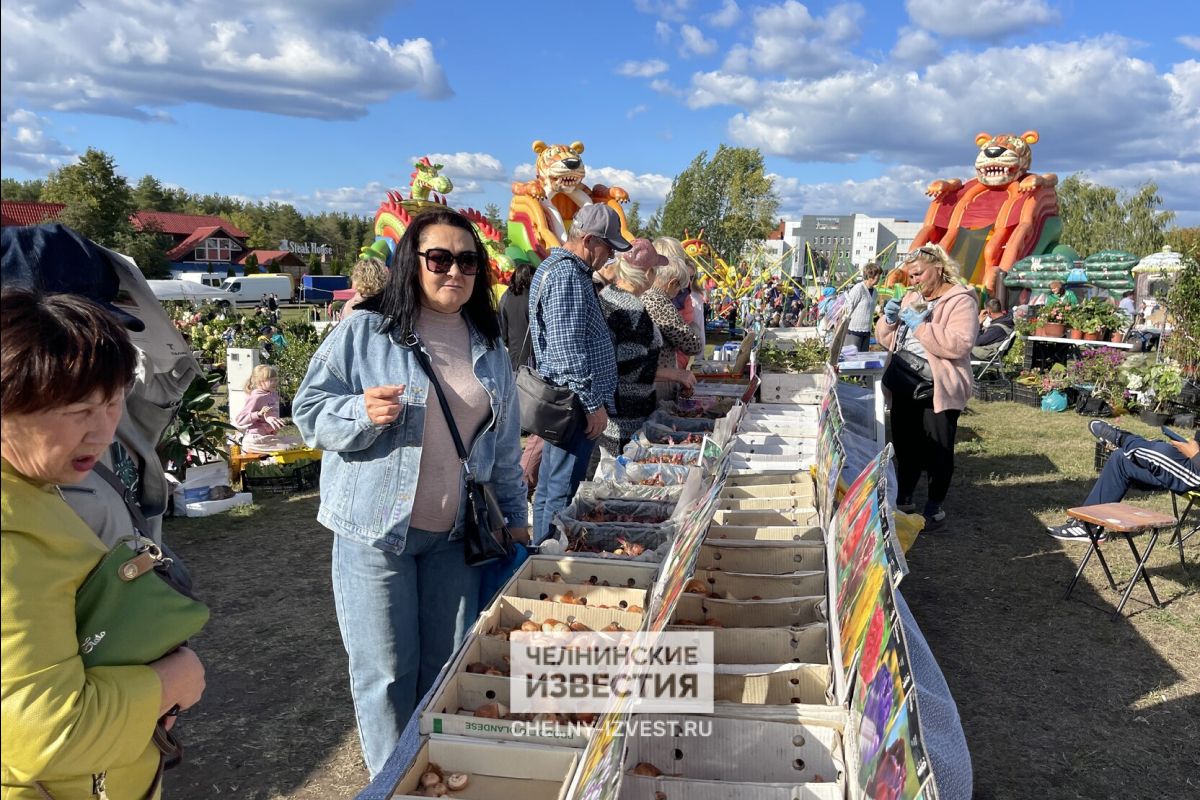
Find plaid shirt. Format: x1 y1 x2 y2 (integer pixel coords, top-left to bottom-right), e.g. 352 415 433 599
529 247 616 413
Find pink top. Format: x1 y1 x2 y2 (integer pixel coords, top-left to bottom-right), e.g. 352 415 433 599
875 284 977 413
235 388 281 436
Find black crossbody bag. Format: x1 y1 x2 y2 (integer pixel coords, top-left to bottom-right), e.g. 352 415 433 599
410 337 514 566
516 274 583 444
882 302 936 402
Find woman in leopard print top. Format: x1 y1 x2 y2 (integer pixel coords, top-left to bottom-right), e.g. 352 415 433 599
642 246 702 400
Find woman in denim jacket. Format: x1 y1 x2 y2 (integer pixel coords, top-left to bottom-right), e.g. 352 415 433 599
293 210 527 777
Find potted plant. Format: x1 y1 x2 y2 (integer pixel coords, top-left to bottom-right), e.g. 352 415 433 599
157 371 235 479
1040 304 1067 338
1075 300 1105 341
1124 361 1184 425
1038 363 1073 411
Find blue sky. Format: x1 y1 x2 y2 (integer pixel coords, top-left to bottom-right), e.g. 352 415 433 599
3 0 1198 226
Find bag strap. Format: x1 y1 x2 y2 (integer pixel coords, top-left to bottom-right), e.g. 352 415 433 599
92 461 151 535
409 335 472 476
521 268 550 370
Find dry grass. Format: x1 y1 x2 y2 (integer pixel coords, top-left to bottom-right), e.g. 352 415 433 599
160 403 1199 799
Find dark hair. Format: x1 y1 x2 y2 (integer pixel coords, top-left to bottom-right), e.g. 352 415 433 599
1 288 137 415
364 210 500 343
863 262 883 280
985 298 1003 313
508 260 535 297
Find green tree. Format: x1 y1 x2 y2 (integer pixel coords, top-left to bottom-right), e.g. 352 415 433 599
307 253 323 276
1 178 45 200
658 145 779 261
41 148 134 246
330 255 349 275
131 175 177 211
243 252 260 273
484 202 504 231
1057 174 1175 257
624 201 648 238
114 228 172 278
1164 226 1200 263
266 203 308 247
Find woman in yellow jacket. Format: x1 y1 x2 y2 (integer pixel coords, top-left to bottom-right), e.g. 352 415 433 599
1 289 206 799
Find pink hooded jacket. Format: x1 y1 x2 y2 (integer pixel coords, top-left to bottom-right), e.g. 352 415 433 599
875 284 977 413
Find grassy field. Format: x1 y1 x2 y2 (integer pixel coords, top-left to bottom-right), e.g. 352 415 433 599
161 402 1198 799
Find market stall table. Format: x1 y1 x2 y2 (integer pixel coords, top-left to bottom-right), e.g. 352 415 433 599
837 358 887 451
1022 334 1133 371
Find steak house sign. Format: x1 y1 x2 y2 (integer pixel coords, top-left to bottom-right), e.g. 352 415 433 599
279 239 334 256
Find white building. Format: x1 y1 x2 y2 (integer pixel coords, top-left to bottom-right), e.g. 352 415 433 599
852 215 923 267
749 214 926 279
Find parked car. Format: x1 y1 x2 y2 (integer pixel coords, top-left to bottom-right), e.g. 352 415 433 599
220 274 295 305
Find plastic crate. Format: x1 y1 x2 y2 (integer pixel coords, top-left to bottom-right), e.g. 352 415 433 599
972 379 1013 402
1094 440 1114 473
242 460 320 494
1012 383 1042 408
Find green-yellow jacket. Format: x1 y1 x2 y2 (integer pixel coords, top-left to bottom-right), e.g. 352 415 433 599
2 459 162 799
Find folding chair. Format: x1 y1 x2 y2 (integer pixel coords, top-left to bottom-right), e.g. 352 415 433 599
1169 490 1199 566
1062 502 1178 619
971 328 1018 381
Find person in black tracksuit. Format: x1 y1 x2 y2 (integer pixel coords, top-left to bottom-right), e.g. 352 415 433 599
1047 421 1200 541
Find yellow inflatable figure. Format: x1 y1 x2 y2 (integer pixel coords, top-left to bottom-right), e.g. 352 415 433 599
507 140 632 259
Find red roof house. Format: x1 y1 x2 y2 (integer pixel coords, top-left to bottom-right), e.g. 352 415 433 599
0 200 66 227
132 211 247 239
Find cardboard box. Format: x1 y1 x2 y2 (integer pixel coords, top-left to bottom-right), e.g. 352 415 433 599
712 663 832 705
420 671 595 748
621 714 842 786
513 555 659 590
508 580 647 612
716 496 815 511
663 625 828 665
717 484 814 501
759 373 826 404
723 472 814 489
392 735 579 799
477 597 644 638
619 775 843 800
697 542 824 574
706 524 824 542
711 509 814 526
690 570 826 601
673 594 825 629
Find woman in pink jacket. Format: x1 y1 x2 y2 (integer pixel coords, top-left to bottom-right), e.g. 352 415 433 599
875 245 977 529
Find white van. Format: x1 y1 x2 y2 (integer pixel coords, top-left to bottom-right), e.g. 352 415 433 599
220 274 295 305
178 271 226 288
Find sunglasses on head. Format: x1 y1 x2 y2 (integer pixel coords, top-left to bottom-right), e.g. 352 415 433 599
419 248 483 275
905 246 941 263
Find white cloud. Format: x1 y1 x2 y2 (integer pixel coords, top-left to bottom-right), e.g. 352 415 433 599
512 163 536 182
1179 35 1200 52
617 59 670 78
905 0 1059 40
262 180 391 215
679 24 718 57
769 167 940 219
656 21 672 42
687 71 762 109
634 0 693 22
627 104 649 119
587 166 675 207
707 0 742 28
891 26 940 66
397 152 508 196
0 108 76 172
723 1 866 78
650 78 684 96
0 1 450 121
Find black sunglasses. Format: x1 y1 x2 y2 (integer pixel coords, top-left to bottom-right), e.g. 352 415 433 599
419 248 483 275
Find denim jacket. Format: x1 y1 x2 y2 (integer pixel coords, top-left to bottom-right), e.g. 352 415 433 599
293 311 527 553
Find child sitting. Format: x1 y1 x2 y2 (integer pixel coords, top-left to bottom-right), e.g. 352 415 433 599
234 365 302 452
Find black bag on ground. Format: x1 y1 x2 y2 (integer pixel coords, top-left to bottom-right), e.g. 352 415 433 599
1076 392 1114 417
410 336 514 567
883 349 935 402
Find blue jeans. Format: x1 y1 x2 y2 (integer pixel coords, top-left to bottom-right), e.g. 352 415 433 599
532 425 596 543
331 529 481 777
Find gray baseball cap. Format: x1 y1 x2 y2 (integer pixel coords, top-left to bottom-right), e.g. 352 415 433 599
571 204 632 251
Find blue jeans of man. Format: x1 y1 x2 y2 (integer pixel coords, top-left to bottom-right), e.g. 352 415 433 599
331 529 480 778
1086 435 1200 506
532 424 596 543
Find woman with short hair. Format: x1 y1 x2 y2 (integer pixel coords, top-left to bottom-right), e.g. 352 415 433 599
597 239 697 459
845 262 884 352
293 209 527 777
644 241 703 401
2 288 207 799
876 245 977 528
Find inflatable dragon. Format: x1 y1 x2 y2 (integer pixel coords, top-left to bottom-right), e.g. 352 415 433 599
909 131 1061 299
361 158 514 288
507 140 632 260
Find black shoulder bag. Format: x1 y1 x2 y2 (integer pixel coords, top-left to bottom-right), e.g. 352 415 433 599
516 273 583 445
410 336 514 566
882 301 936 402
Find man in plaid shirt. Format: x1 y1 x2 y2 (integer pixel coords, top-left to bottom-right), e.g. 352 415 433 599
529 204 630 542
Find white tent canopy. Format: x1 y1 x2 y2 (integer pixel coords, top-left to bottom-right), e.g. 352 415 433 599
148 279 236 302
